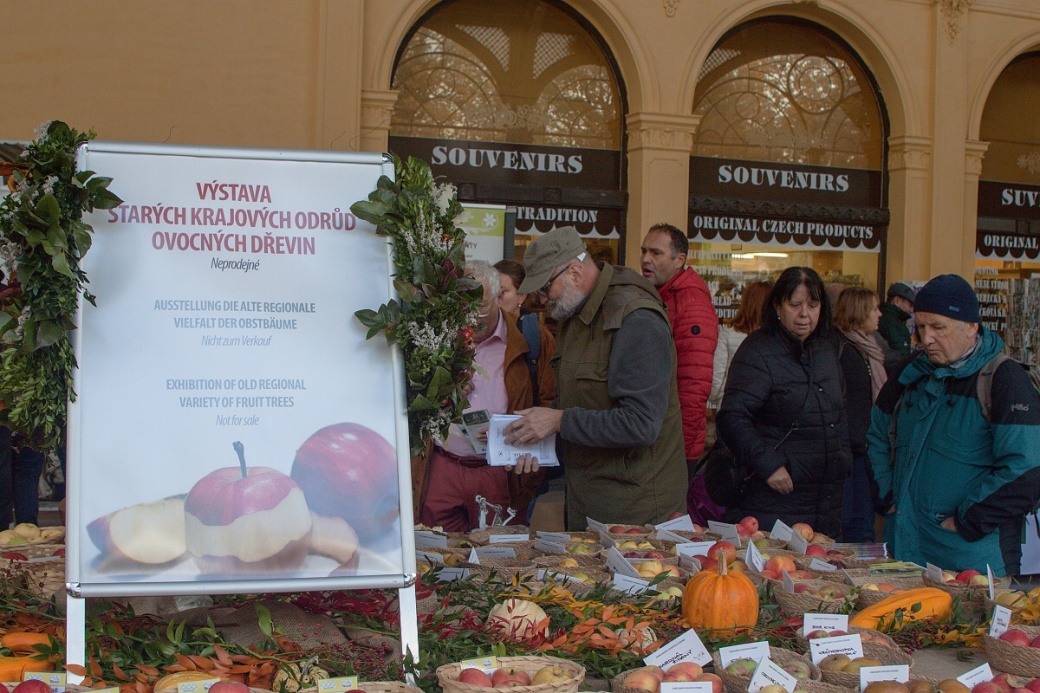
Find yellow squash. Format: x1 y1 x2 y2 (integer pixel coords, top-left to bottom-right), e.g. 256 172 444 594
849 587 953 630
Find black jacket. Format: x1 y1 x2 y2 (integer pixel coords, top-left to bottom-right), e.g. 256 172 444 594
717 327 852 538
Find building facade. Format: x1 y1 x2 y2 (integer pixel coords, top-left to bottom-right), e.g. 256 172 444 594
5 0 1040 348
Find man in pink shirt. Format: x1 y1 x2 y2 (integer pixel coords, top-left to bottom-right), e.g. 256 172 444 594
417 261 543 531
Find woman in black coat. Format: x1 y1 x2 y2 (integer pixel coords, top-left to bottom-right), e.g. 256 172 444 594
716 267 852 539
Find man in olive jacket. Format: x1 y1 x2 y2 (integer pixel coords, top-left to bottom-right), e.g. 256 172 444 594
503 227 687 530
867 274 1040 576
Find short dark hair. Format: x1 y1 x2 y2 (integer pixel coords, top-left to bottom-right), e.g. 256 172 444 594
762 266 832 339
648 223 689 258
494 259 525 291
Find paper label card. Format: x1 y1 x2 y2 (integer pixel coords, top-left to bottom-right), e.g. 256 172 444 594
988 565 996 601
613 573 651 594
748 658 798 693
416 550 445 565
460 656 498 673
781 570 796 593
644 629 713 668
607 547 643 578
746 540 766 573
803 613 849 635
708 521 741 542
599 531 617 548
489 533 530 544
587 518 610 533
537 568 585 584
435 567 470 581
472 546 516 558
771 520 794 541
677 541 717 558
534 538 568 554
957 664 994 689
718 641 771 668
679 555 703 572
809 558 838 572
177 679 220 693
925 562 945 583
658 528 692 543
657 515 697 532
809 634 864 664
414 531 448 549
989 605 1012 637
788 532 809 555
537 531 572 544
860 665 910 691
317 677 360 693
660 684 714 693
25 672 68 693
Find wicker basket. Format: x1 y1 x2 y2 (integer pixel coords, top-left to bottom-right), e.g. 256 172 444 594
983 625 1040 677
0 544 64 561
774 580 855 616
793 679 860 693
855 581 926 608
818 648 913 689
712 646 820 693
598 523 655 538
437 655 585 693
297 683 422 693
19 558 65 599
983 590 1033 621
921 572 1010 620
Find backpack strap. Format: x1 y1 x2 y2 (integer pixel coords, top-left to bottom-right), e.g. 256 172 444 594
976 353 1012 422
518 312 541 404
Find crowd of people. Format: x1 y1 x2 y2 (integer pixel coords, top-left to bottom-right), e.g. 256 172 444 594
418 224 1040 577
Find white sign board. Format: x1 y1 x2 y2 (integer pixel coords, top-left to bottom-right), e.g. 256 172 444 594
69 143 412 596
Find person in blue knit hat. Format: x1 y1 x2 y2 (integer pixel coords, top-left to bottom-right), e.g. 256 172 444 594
867 273 1040 576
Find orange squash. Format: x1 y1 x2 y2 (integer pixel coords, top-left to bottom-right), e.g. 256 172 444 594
0 632 52 654
0 654 55 681
848 587 953 631
682 555 759 636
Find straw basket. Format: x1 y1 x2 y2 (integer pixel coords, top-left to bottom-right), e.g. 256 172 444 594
437 655 585 693
774 580 855 616
20 558 65 600
599 524 655 540
0 544 64 562
712 646 820 693
983 625 1040 677
818 648 913 689
462 557 538 581
921 572 1010 620
983 589 1033 621
794 679 861 693
468 527 531 545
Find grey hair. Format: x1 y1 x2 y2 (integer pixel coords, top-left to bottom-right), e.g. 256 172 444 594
466 259 501 297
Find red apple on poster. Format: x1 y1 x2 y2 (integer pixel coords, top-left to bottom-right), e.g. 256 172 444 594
184 442 312 575
87 496 188 565
290 422 399 541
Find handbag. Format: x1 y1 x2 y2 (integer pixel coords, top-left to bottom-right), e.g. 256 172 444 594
700 438 752 507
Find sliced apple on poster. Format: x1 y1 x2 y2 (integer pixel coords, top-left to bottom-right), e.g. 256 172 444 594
184 441 312 575
87 495 188 565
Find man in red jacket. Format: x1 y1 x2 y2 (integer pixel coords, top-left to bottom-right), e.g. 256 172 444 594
640 223 719 477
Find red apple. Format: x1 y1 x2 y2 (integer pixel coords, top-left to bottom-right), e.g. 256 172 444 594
492 667 531 687
695 673 724 693
805 544 828 557
974 684 1001 693
12 682 51 693
457 669 494 687
668 511 687 520
740 516 759 533
622 669 662 693
707 541 737 563
626 527 645 534
1024 680 1040 693
1 552 27 561
209 683 250 693
87 496 187 565
791 522 814 541
665 663 703 680
765 555 797 575
184 442 312 575
994 675 1030 693
736 524 753 538
610 526 628 533
1030 636 1040 649
956 569 981 584
1001 630 1031 647
290 422 400 542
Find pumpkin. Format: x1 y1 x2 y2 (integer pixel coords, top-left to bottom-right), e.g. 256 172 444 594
682 556 759 636
848 587 952 631
486 598 549 641
0 632 51 654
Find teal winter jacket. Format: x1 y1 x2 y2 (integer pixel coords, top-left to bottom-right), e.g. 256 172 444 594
866 328 1040 576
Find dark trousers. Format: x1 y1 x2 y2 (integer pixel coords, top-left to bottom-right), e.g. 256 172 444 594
842 451 876 543
0 429 45 526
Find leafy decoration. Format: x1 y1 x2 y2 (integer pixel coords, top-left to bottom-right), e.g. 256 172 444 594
0 120 122 452
350 154 479 455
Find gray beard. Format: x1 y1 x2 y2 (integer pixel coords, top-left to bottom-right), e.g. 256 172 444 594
548 283 586 321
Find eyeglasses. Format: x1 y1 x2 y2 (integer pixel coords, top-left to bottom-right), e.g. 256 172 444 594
537 252 586 297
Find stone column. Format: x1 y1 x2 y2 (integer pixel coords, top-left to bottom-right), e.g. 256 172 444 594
887 135 933 283
624 112 699 268
358 89 399 154
963 140 990 284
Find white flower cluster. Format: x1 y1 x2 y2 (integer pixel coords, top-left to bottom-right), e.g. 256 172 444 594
401 213 453 258
432 182 456 216
421 409 453 441
40 176 58 196
32 121 54 141
407 319 455 355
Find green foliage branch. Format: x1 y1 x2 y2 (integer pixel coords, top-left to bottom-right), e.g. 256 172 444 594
350 155 480 455
0 120 122 451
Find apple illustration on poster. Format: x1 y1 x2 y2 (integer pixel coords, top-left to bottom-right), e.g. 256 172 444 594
184 441 312 575
291 422 400 542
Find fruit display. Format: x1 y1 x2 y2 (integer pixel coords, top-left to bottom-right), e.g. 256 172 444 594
0 524 63 547
436 655 583 692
